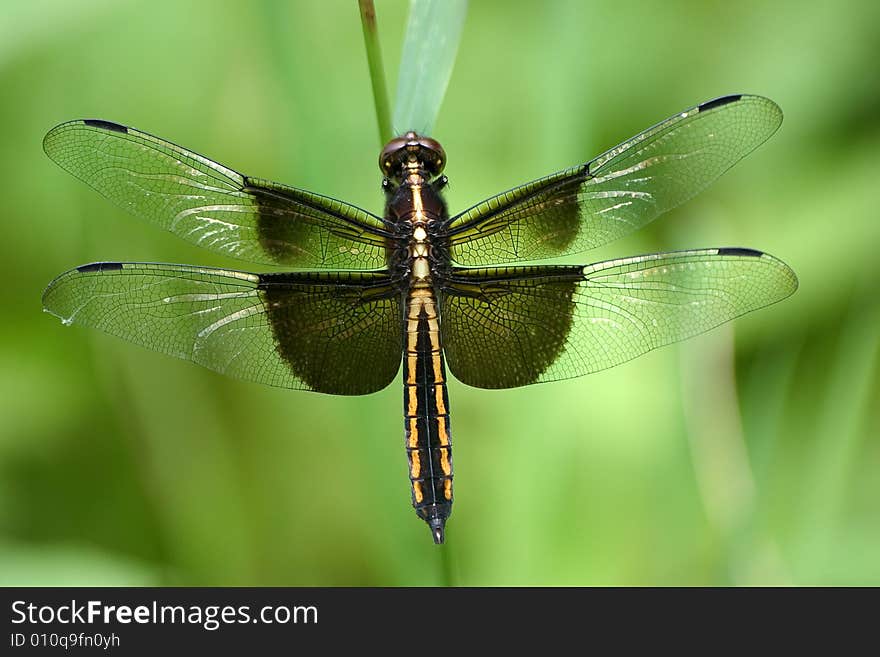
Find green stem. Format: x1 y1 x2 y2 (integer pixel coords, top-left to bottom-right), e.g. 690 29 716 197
439 542 455 586
358 0 393 146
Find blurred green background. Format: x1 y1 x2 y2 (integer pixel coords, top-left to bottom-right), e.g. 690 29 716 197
1 0 878 586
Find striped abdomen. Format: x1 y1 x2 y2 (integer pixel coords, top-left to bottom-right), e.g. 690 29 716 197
404 286 453 544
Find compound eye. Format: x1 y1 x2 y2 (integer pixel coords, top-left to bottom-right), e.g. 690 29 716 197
379 136 409 175
428 154 445 176
416 138 446 175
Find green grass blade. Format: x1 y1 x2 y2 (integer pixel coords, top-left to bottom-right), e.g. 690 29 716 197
793 290 880 580
359 0 393 146
393 0 468 136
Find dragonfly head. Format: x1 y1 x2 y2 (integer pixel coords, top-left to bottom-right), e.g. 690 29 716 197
380 131 446 181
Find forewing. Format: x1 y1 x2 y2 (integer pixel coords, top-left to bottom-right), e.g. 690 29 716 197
447 95 782 265
440 248 797 388
42 263 402 394
43 120 390 269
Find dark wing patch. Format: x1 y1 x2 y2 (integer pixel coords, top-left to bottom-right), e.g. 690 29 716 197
42 263 402 395
43 120 392 269
440 249 797 389
440 266 581 388
446 95 782 266
259 271 403 394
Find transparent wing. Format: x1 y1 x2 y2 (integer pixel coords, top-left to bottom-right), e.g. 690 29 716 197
42 263 402 394
43 120 391 269
446 95 783 265
440 248 797 388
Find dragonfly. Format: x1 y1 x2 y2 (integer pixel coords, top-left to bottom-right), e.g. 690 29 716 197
42 94 797 544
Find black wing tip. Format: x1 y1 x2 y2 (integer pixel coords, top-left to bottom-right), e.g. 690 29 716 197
82 119 129 134
718 246 766 258
76 261 125 273
44 119 129 155
698 95 744 112
716 248 799 296
716 247 764 258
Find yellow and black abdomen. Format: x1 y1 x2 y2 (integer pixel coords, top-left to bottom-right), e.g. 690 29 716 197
403 287 453 544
